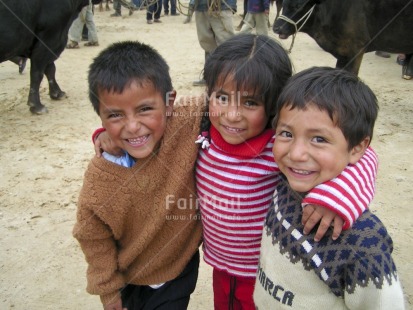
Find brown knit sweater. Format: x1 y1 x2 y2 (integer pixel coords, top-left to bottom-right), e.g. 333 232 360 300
73 97 205 305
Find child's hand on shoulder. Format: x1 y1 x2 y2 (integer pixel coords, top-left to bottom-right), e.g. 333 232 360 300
103 297 127 310
302 205 344 242
94 131 123 158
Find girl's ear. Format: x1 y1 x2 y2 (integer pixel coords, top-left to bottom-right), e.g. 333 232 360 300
166 90 176 115
349 137 370 164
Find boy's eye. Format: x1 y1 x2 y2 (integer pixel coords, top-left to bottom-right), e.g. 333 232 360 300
312 136 326 143
108 112 122 119
139 106 153 112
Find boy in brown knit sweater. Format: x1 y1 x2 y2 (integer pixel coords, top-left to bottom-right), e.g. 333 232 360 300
73 41 205 310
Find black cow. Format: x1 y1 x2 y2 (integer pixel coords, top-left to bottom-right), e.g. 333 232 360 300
273 0 413 77
0 0 90 114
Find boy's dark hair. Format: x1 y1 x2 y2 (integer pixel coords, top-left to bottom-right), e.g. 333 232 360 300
88 41 173 115
273 67 379 150
201 34 293 131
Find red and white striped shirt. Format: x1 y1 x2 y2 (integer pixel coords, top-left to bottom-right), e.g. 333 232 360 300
196 125 377 278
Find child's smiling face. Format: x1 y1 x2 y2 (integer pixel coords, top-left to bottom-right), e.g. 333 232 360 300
273 104 366 193
98 81 173 160
209 76 269 145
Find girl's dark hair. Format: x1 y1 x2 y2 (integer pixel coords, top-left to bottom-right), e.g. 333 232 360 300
273 66 379 149
88 41 172 115
200 34 293 132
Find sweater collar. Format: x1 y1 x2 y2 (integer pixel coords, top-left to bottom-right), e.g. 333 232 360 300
210 125 274 158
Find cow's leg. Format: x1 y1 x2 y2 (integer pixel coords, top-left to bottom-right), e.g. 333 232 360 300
44 62 66 100
336 54 364 75
402 54 412 80
27 60 48 114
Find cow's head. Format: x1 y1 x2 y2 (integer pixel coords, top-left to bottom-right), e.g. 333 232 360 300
273 0 321 38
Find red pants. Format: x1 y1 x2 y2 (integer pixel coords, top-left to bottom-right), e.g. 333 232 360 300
213 268 256 310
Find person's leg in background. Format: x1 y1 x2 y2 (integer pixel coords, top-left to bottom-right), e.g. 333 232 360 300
67 6 87 48
193 11 217 86
183 0 195 23
164 0 169 15
132 0 141 9
147 1 158 23
239 12 254 34
111 0 122 16
210 10 235 46
170 0 179 15
154 0 163 21
236 0 248 31
254 13 268 36
82 24 88 41
84 1 99 46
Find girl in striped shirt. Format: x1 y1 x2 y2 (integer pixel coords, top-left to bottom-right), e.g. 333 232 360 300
196 34 377 310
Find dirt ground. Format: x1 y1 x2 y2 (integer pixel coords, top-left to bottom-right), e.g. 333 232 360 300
0 3 411 309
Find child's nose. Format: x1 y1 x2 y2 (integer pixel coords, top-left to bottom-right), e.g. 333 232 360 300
225 103 242 122
289 140 309 161
125 118 141 132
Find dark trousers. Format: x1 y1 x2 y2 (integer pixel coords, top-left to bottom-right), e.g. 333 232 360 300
121 251 199 309
146 0 162 20
163 0 177 14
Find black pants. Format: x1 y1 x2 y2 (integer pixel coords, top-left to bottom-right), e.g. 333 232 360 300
121 251 200 309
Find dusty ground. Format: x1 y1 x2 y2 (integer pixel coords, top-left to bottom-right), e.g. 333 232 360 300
0 3 411 309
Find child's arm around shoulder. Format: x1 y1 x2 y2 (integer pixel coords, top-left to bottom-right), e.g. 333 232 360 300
93 128 124 158
302 205 344 242
303 147 378 240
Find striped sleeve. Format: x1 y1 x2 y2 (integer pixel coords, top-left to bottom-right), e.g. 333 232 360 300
302 147 378 230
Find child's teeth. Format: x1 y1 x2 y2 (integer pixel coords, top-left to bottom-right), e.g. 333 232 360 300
129 136 147 143
292 169 311 175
